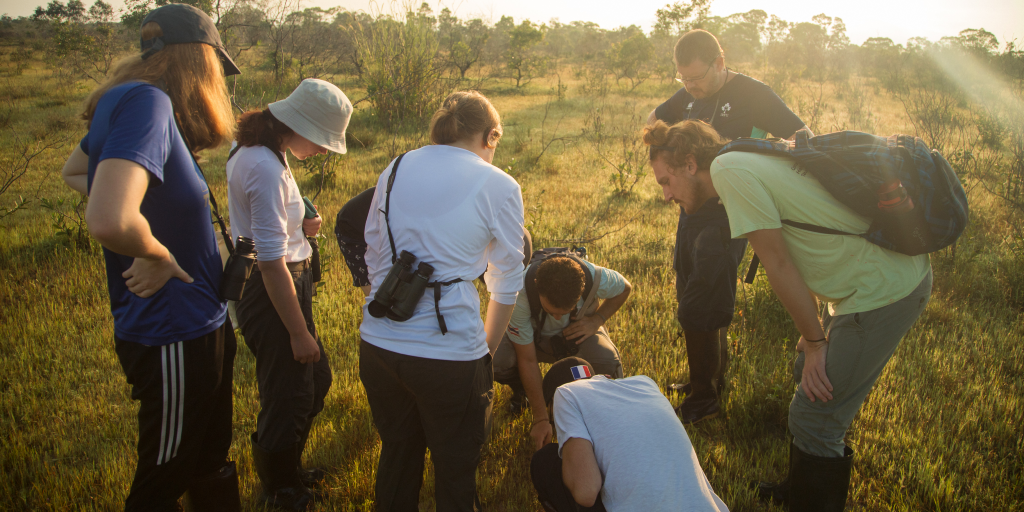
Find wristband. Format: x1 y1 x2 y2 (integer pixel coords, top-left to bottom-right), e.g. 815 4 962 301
532 418 549 427
593 312 607 324
805 336 827 343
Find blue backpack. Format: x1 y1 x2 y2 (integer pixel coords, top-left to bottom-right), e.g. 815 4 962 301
718 130 969 259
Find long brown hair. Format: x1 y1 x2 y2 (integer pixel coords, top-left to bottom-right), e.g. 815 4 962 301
82 22 235 152
233 109 293 167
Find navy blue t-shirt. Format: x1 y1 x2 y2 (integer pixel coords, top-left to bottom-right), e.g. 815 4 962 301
81 82 227 346
655 71 805 228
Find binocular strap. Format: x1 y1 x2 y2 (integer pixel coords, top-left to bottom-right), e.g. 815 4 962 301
430 278 463 335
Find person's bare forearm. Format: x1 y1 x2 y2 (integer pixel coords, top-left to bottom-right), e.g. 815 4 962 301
484 299 515 355
62 146 89 195
513 342 548 420
595 281 631 323
258 259 309 336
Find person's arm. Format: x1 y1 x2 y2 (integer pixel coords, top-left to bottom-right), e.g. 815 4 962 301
257 258 321 364
745 228 832 402
359 285 370 297
86 158 193 297
561 276 632 343
562 437 603 507
484 300 515 355
512 340 553 450
62 145 89 195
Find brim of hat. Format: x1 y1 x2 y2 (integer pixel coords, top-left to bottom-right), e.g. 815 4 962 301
268 102 347 154
215 46 241 76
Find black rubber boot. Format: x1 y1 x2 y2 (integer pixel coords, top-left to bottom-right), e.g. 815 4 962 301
789 444 854 512
296 425 326 489
751 442 795 506
675 329 721 424
671 328 731 397
251 432 314 511
752 443 854 511
182 461 241 512
497 374 528 415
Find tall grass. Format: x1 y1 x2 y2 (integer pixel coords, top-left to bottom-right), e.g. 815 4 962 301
1 60 1022 511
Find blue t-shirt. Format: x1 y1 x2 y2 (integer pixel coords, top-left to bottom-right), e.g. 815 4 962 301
81 82 227 346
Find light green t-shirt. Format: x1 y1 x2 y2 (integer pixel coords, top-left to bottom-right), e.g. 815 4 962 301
710 152 930 315
507 259 627 345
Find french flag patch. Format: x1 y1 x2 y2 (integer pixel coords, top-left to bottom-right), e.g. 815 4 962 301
570 365 592 380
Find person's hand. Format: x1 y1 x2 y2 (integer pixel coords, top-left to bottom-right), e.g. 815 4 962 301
290 331 321 364
797 335 833 402
122 251 193 298
531 419 553 451
562 314 603 344
302 212 321 237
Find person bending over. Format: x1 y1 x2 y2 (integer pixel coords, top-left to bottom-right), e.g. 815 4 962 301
531 357 729 511
647 29 809 424
644 120 931 511
493 253 631 450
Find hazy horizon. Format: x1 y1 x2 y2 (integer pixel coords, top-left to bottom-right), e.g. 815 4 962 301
2 0 1021 49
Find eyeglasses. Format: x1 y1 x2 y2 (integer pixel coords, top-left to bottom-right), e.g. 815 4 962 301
675 60 716 84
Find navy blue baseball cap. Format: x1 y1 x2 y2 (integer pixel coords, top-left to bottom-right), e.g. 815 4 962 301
140 3 240 76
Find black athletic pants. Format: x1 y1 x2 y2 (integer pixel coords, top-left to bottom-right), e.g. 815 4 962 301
359 341 493 512
237 265 333 453
530 443 606 512
114 320 235 512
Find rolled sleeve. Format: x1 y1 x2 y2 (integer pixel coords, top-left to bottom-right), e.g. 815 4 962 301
594 266 627 299
507 291 534 345
484 190 526 305
245 160 291 261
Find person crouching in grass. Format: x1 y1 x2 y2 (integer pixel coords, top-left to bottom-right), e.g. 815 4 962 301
531 357 729 511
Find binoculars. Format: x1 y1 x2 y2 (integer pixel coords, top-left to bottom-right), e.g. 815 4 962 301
368 250 435 321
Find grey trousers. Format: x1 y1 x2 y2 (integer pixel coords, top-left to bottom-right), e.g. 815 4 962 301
789 270 932 457
492 328 623 382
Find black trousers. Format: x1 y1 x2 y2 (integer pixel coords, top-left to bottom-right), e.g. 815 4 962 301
114 320 236 512
359 341 493 512
530 444 606 512
237 266 333 452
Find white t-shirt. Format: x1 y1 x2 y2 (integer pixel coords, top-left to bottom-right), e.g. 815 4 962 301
359 145 526 361
226 145 311 263
506 259 627 345
554 376 730 512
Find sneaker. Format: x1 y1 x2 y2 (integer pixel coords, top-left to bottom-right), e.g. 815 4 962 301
675 397 720 424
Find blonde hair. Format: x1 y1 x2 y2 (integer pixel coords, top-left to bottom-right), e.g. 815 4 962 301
82 22 235 152
429 91 502 148
643 120 729 171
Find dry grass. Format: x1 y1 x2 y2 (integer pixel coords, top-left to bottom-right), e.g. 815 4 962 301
1 59 1022 511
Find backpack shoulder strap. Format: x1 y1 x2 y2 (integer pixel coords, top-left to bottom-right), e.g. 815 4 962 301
383 152 408 264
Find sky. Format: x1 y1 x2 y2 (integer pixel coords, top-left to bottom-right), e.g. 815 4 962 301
3 0 1021 48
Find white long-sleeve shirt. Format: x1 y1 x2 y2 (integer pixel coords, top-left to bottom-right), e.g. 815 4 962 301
226 145 312 263
359 145 526 361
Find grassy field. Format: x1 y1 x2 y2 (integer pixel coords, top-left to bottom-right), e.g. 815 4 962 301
1 56 1023 511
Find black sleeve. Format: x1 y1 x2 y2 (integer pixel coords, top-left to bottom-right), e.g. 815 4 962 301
752 83 805 139
335 187 375 288
334 186 375 242
654 88 693 125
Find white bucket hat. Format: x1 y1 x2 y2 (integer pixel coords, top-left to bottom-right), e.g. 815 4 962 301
268 78 353 154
